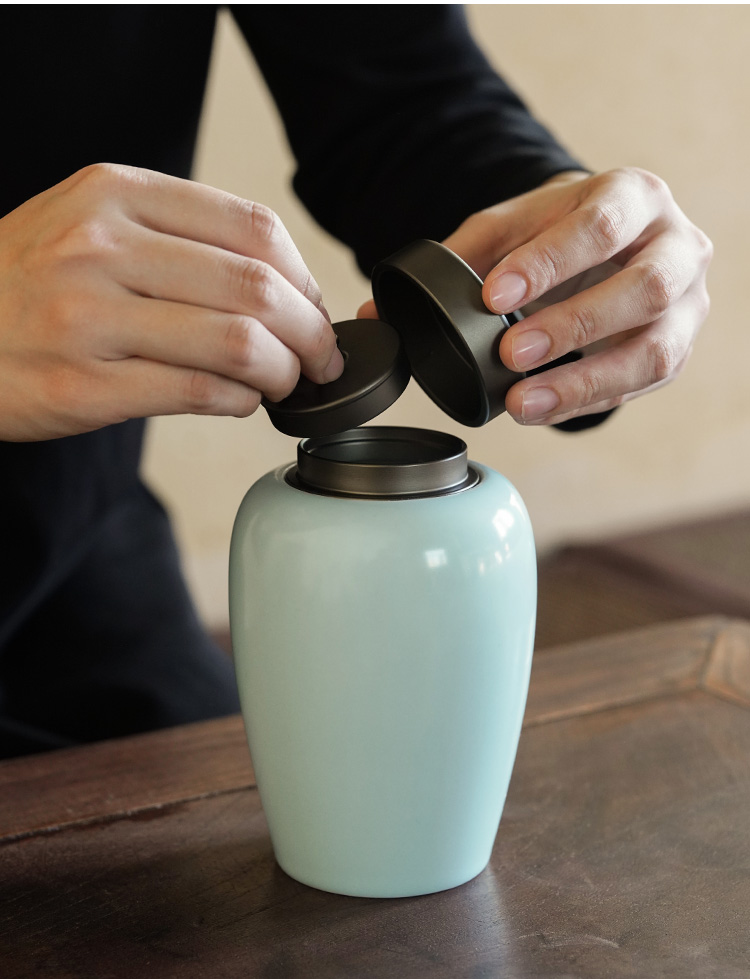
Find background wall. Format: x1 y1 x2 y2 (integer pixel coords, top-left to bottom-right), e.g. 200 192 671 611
142 5 749 630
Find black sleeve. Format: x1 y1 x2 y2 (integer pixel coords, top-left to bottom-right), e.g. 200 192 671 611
230 5 584 274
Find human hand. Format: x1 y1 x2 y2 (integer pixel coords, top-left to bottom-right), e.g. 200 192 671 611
0 164 343 441
444 168 713 426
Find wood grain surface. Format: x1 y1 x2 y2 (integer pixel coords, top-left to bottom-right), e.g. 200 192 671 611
0 714 254 843
2 616 749 978
536 508 750 650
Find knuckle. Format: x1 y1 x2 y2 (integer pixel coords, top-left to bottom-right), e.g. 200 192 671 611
566 302 599 349
584 200 628 255
44 290 83 338
185 369 224 413
532 240 567 293
41 285 100 346
608 166 670 200
54 218 118 263
645 335 680 385
695 286 711 321
640 261 679 317
636 168 671 199
233 199 282 247
229 258 275 309
221 317 301 400
223 317 258 372
579 367 608 407
74 161 143 194
74 162 118 189
694 226 714 265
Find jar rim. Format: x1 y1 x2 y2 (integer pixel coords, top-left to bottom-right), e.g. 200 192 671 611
289 426 479 499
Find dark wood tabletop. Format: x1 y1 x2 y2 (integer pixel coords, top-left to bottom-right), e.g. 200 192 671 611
2 615 750 978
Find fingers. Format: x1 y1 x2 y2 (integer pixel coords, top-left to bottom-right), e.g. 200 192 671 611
108 297 301 403
115 226 342 385
445 167 713 426
504 302 699 425
483 169 673 315
99 358 265 424
77 164 330 318
61 165 344 386
357 299 379 320
0 163 346 439
443 170 590 277
499 230 700 372
8 356 265 441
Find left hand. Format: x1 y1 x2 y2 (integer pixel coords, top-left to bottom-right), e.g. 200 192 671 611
443 168 713 426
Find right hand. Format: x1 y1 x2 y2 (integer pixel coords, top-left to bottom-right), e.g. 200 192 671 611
0 163 343 441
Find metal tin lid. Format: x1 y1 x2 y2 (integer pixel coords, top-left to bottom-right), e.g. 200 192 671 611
262 319 410 438
288 426 479 499
263 239 523 437
372 239 523 427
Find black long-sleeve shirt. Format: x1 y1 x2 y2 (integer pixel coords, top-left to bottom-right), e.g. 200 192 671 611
0 6 582 651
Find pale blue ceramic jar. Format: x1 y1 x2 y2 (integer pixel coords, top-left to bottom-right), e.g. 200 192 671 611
229 426 536 898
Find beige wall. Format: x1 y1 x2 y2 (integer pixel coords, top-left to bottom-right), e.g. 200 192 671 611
142 5 749 628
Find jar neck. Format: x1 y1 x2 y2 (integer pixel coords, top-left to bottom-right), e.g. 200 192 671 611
287 427 479 500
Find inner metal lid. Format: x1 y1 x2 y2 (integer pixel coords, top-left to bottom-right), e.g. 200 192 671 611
263 319 410 438
288 427 479 499
372 239 523 427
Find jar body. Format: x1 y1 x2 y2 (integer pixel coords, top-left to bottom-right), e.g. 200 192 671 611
229 458 536 898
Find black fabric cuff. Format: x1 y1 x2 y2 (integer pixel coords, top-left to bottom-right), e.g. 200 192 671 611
553 408 618 432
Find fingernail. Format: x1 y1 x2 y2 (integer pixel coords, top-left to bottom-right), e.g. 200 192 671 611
521 387 559 422
321 346 345 383
489 272 527 313
512 330 551 369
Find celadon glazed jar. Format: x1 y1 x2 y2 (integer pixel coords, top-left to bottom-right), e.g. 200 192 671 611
229 240 537 898
229 427 535 898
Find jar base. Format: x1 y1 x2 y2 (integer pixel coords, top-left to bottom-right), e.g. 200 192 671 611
274 854 491 899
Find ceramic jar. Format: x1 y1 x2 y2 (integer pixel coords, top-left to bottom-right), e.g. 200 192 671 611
229 426 536 898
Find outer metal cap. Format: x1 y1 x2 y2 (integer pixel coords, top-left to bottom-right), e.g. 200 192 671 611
289 427 479 499
263 319 410 437
372 239 524 427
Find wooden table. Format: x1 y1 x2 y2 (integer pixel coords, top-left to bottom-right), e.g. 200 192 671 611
536 507 750 649
2 616 750 978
